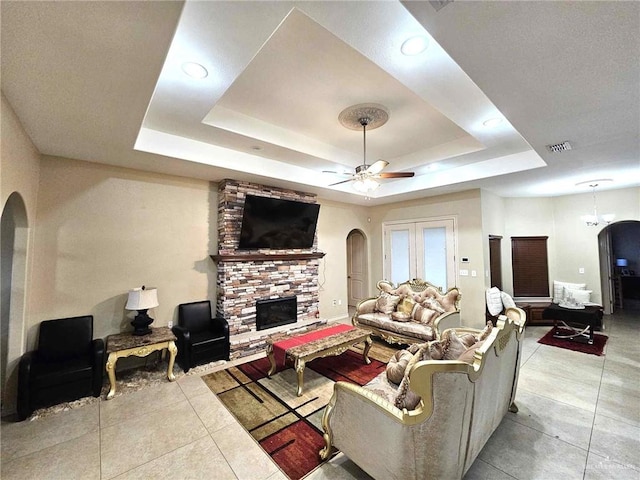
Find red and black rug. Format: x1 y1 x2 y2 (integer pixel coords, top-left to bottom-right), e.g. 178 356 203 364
201 343 393 480
537 327 608 356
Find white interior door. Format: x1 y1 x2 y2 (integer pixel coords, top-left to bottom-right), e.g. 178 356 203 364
384 224 416 286
384 217 456 288
347 230 367 306
416 220 455 290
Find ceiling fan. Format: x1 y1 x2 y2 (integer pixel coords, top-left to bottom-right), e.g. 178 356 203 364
325 104 415 192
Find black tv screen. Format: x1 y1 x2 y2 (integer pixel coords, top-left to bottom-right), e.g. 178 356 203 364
238 195 320 249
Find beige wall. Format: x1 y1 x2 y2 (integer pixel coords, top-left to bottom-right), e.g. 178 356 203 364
481 190 506 289
503 188 640 305
315 198 372 321
28 156 216 345
368 190 487 328
1 94 41 213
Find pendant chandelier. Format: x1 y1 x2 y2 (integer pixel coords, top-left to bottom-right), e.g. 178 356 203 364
579 181 615 226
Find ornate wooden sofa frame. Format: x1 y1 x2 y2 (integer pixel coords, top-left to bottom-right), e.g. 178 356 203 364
352 279 461 345
321 308 526 480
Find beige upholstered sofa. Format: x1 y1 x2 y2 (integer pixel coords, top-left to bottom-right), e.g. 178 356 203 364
321 308 526 480
353 279 461 345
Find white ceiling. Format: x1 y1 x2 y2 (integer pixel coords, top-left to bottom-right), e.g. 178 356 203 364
2 1 638 206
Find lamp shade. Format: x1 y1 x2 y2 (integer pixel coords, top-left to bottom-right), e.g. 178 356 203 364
125 287 159 311
616 258 628 267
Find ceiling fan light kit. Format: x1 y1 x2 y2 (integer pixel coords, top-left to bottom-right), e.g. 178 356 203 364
331 104 415 193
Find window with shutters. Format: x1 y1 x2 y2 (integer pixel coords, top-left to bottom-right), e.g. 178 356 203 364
511 236 549 297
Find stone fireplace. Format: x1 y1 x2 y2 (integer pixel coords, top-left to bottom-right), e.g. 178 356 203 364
256 296 297 331
212 180 326 359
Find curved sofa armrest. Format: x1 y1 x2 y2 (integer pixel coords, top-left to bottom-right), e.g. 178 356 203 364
432 310 460 337
504 307 527 333
172 325 191 358
354 298 376 315
321 381 405 460
210 316 229 335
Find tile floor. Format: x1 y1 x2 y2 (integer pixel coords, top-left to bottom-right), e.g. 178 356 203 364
1 311 639 480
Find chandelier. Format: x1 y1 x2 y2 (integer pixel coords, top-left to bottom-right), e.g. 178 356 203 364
579 181 615 226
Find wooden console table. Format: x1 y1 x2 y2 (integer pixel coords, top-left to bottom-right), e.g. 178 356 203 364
105 327 177 400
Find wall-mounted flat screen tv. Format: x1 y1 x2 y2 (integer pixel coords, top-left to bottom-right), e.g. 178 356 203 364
238 195 320 249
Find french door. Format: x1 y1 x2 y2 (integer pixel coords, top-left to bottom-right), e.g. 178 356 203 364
383 218 456 290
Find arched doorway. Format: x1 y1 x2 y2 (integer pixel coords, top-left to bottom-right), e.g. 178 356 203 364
600 220 640 314
1 192 29 416
346 229 368 307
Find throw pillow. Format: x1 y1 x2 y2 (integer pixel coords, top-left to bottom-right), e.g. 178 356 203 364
391 311 411 322
500 291 517 309
412 305 438 325
408 342 427 354
386 350 413 384
553 281 586 303
394 347 425 410
486 287 503 316
397 296 416 315
442 330 468 360
375 292 401 314
419 297 445 313
424 340 445 361
564 287 592 304
458 340 485 365
459 333 478 348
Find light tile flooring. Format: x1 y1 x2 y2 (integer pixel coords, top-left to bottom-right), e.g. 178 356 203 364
2 312 639 480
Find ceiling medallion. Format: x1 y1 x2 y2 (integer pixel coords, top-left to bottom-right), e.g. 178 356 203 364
338 103 389 131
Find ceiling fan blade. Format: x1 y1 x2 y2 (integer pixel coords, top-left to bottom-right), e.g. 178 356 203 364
323 170 353 176
329 178 355 186
365 160 389 175
377 172 415 178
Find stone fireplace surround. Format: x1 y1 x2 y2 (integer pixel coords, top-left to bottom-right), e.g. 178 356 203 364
212 180 326 359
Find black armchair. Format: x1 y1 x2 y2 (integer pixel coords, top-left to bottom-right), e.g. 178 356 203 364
172 300 230 373
17 315 104 421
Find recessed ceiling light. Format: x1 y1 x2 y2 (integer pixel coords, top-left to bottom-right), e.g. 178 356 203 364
401 36 429 56
181 62 208 79
482 117 503 128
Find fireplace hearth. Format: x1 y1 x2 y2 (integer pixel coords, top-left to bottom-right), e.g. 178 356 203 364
256 296 297 331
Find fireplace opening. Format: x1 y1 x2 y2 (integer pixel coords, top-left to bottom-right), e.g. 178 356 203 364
256 296 297 331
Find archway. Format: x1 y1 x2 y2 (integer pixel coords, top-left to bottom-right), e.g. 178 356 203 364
346 229 368 307
1 192 29 416
600 220 640 314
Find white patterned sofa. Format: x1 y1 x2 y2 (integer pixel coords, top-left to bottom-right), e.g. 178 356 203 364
321 307 526 480
352 279 461 345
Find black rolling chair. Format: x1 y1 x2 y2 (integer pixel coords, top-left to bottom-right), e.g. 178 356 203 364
17 315 104 421
172 300 230 373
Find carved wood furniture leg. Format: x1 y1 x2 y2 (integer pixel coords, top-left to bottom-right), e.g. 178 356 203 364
266 343 276 377
106 352 118 400
167 341 177 381
295 357 306 396
362 335 372 365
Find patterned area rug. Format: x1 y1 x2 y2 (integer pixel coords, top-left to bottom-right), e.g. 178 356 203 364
538 327 608 356
201 340 396 480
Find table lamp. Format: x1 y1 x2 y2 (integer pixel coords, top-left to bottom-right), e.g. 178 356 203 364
125 286 159 335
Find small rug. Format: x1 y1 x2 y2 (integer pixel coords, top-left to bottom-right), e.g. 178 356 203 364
202 342 394 480
538 327 608 356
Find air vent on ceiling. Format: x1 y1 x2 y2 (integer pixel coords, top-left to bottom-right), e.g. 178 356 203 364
430 0 454 12
546 141 572 153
